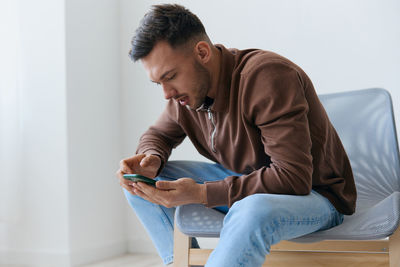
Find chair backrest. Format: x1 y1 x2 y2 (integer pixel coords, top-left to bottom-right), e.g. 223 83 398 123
319 88 400 212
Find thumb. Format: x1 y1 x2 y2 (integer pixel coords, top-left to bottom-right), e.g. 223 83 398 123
156 180 176 190
140 154 160 168
120 154 146 173
120 162 133 174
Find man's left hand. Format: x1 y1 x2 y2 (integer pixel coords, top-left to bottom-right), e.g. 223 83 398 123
132 178 207 208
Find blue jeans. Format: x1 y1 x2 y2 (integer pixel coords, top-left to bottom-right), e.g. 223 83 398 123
123 161 344 266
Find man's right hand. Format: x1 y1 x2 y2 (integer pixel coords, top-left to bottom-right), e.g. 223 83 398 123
116 154 161 194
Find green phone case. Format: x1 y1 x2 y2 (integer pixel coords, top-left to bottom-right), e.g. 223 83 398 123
123 174 156 186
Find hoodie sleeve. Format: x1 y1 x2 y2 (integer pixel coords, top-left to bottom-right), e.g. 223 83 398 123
136 100 186 171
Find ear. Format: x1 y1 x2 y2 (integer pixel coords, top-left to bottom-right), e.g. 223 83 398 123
194 41 211 64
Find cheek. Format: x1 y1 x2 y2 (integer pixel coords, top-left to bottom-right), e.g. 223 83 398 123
175 67 198 92
174 77 192 92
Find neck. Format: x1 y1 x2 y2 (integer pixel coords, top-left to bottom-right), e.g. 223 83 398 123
206 45 222 99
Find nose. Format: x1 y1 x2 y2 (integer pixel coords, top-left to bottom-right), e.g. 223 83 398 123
162 84 177 100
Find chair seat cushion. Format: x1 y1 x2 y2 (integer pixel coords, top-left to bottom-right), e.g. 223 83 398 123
175 204 225 237
175 192 400 240
293 191 400 242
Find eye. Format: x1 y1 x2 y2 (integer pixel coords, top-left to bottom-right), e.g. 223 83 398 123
166 73 176 81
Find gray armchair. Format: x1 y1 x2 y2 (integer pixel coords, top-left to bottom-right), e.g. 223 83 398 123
173 88 400 267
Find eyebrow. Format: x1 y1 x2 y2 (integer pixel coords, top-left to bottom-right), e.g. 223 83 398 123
152 68 176 83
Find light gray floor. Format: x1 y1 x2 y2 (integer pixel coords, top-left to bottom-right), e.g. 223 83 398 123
79 254 164 267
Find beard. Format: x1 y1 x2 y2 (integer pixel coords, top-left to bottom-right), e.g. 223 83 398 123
190 60 212 109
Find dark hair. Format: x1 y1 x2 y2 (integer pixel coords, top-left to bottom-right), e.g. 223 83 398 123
129 4 207 61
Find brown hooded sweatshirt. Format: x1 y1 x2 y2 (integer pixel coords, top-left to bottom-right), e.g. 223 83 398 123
136 45 357 215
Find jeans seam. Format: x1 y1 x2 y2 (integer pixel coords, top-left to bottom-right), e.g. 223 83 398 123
156 204 175 265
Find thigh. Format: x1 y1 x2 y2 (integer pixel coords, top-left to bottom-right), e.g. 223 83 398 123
206 192 343 267
225 191 344 240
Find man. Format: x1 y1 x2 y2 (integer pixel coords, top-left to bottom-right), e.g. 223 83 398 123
116 4 356 267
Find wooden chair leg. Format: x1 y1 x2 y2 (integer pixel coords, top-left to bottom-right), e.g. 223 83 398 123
389 226 400 267
173 222 191 267
172 224 400 267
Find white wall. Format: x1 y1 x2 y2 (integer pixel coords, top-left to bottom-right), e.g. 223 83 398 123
65 0 127 265
1 0 127 266
0 0 70 265
120 0 400 253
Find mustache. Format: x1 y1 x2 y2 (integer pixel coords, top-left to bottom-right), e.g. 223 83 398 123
173 94 187 100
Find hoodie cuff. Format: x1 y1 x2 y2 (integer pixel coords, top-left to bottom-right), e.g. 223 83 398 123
204 180 230 208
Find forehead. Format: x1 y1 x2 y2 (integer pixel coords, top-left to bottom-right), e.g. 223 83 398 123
141 41 190 81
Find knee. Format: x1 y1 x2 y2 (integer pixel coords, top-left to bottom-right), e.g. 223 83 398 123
222 194 284 250
123 187 134 198
157 161 184 180
227 194 281 228
123 188 143 205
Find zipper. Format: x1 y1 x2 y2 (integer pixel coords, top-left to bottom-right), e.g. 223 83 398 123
207 108 217 153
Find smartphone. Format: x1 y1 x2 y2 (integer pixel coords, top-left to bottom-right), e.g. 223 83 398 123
123 174 156 186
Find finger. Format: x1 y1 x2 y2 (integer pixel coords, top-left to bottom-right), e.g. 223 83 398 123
120 178 133 187
120 154 146 173
134 154 147 166
116 170 131 185
119 162 133 174
116 169 129 181
156 180 176 190
124 185 135 194
133 187 160 205
140 154 159 168
116 169 124 179
118 175 133 188
135 182 157 194
139 155 152 167
136 182 173 206
136 182 165 201
121 182 136 195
